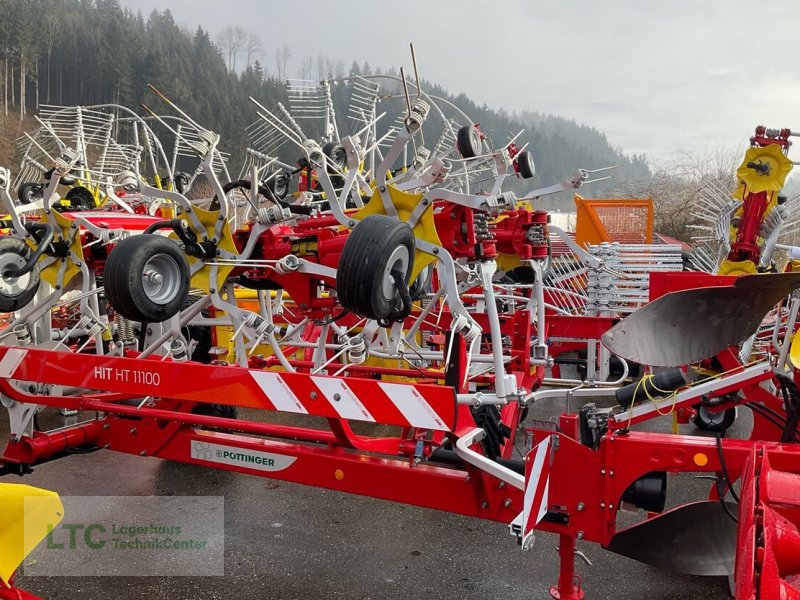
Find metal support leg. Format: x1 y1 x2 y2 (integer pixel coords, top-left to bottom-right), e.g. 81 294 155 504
550 534 584 600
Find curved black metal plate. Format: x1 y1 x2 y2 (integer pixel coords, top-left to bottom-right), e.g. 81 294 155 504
602 272 800 367
606 501 737 576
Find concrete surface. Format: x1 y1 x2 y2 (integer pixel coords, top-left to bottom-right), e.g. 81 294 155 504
6 393 740 600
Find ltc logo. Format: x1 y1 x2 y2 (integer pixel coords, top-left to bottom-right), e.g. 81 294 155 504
191 441 213 460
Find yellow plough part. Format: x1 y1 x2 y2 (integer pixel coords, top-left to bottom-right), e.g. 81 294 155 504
0 484 63 586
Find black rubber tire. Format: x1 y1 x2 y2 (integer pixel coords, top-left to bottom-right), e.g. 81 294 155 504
65 186 95 210
517 150 535 179
322 142 347 170
17 182 44 205
105 235 190 322
456 124 482 159
192 403 238 420
323 142 346 187
0 237 41 311
693 405 736 432
174 172 190 194
337 215 415 321
266 172 290 201
409 264 433 301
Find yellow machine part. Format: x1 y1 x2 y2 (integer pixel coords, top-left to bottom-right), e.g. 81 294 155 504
0 483 63 586
717 259 758 276
178 206 238 293
38 210 84 289
353 184 441 283
735 145 793 194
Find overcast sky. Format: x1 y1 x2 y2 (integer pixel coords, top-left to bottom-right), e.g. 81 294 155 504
120 0 800 165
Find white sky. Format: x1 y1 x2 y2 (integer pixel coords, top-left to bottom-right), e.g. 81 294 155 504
121 0 800 165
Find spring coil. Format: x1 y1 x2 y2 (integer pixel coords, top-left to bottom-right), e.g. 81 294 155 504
170 339 188 362
114 313 136 344
243 312 274 337
347 337 367 364
13 324 31 345
256 206 291 225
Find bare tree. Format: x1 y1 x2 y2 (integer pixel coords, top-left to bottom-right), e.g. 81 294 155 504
229 26 246 72
216 27 234 70
216 26 247 71
315 54 327 81
245 33 262 69
332 60 345 79
299 55 314 81
274 45 291 82
611 149 742 242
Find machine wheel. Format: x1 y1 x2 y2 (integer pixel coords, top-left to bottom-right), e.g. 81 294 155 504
323 142 347 187
337 215 415 321
693 405 737 432
409 264 433 301
17 182 44 205
456 124 482 158
105 235 190 323
267 172 290 201
517 150 535 179
323 142 347 170
0 237 40 312
174 172 190 194
65 186 95 210
192 402 238 420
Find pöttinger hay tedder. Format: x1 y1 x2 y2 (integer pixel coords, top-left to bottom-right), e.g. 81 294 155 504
1 51 800 599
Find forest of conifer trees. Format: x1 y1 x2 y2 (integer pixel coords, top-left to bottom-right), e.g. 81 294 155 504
0 0 651 204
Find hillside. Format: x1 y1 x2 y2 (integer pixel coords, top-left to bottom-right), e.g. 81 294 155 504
0 0 650 209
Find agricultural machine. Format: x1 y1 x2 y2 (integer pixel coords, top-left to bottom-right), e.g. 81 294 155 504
0 51 799 599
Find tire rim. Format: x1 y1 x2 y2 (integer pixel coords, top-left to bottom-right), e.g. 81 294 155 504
331 148 346 168
381 246 410 299
0 252 31 297
141 253 182 305
471 128 481 154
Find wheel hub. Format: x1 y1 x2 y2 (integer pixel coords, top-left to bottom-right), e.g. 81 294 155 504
0 252 31 297
381 246 410 299
141 253 181 304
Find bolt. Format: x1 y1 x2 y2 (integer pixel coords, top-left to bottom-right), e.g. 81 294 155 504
104 443 111 449
600 468 606 475
577 502 585 512
422 199 429 205
103 423 110 430
503 499 512 507
433 248 439 254
348 220 356 227
498 481 506 489
577 530 584 540
139 450 147 456
379 186 386 192
333 393 341 402
600 502 605 508
310 391 318 400
129 428 137 435
481 501 488 509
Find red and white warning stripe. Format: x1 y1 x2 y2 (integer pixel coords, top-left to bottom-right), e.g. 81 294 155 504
522 435 554 546
0 346 456 431
249 372 452 430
